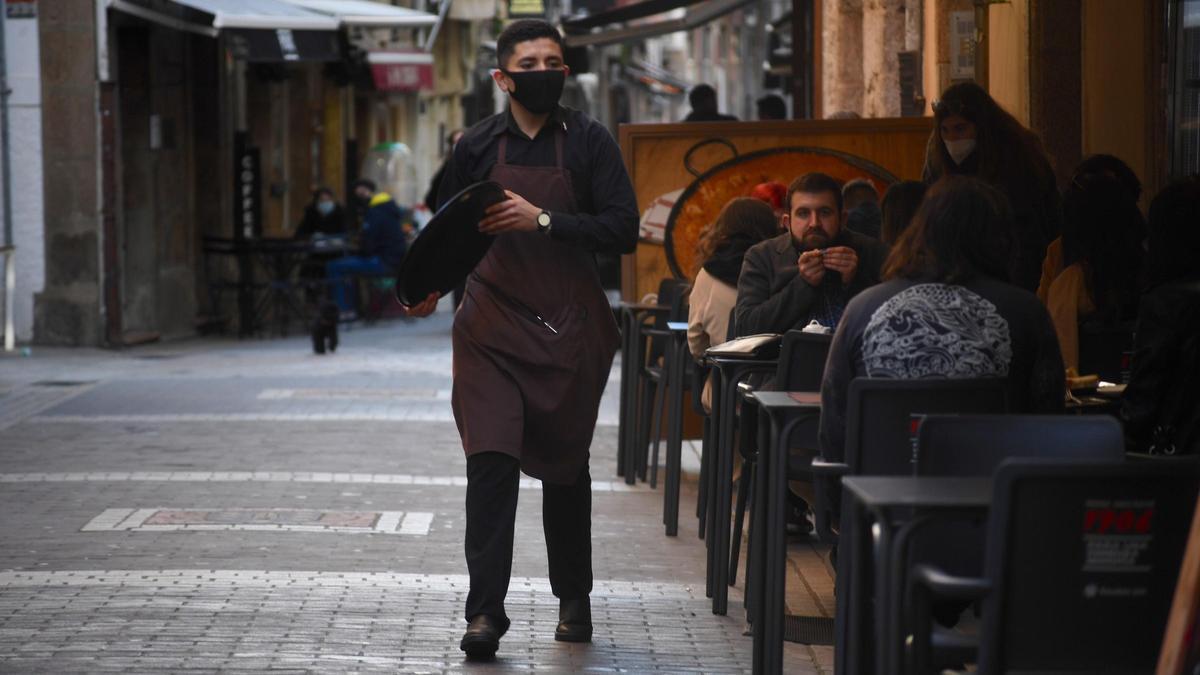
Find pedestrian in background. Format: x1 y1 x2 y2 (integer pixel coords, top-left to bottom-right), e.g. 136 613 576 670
842 178 881 240
684 84 738 122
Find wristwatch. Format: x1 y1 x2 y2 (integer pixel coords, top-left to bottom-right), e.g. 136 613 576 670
536 210 552 236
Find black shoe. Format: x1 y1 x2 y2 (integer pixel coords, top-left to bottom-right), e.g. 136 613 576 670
555 596 593 643
460 614 507 660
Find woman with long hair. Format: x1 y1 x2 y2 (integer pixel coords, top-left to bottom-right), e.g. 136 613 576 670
687 197 779 410
819 175 1065 464
1042 173 1144 372
924 82 1061 292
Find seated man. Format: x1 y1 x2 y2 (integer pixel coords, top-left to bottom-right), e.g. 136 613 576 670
734 172 888 532
735 172 889 337
326 178 411 320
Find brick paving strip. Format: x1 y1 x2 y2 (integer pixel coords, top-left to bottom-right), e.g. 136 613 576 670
0 570 779 673
0 472 648 492
81 508 436 536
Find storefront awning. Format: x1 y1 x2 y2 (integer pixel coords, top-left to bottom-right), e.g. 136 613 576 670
562 0 706 33
277 0 438 28
109 0 342 60
562 0 757 48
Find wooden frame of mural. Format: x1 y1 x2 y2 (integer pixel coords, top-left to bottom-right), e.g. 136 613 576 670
617 118 934 302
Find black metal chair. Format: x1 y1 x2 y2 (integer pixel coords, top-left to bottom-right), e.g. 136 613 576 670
641 291 690 488
812 378 1011 545
909 459 1200 675
886 415 1127 673
631 279 689 484
617 279 676 485
822 379 1010 674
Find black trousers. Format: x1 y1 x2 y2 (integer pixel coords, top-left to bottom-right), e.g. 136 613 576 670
464 452 592 626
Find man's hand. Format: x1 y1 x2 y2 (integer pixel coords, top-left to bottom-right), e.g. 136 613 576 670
798 249 826 287
399 292 439 318
821 246 859 284
479 190 541 235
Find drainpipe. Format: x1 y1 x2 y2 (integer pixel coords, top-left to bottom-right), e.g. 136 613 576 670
0 4 15 351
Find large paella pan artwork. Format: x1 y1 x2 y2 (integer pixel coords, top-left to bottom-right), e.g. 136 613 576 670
663 142 900 280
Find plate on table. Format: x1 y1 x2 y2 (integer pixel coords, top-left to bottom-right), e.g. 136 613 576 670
395 181 506 307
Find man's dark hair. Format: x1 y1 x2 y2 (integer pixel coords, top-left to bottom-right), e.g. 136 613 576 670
1146 175 1200 287
689 84 717 112
883 175 1015 283
842 178 879 211
1073 153 1142 201
756 94 786 120
496 20 563 70
786 172 843 215
353 178 377 193
880 180 927 246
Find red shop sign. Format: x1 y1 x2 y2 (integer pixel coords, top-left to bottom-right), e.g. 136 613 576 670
368 52 435 92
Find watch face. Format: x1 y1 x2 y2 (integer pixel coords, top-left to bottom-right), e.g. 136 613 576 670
537 212 551 227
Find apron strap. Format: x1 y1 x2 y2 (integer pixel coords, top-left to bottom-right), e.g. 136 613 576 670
497 134 508 167
554 125 564 169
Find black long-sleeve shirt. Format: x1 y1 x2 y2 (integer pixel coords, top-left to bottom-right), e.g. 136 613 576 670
435 105 639 255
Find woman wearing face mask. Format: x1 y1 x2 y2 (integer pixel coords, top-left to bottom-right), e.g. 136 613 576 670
295 187 347 239
923 82 1061 292
294 187 348 301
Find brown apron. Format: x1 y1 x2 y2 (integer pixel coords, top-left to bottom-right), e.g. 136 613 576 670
451 126 619 485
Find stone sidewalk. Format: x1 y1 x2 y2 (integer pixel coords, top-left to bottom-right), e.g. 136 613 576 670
0 309 833 673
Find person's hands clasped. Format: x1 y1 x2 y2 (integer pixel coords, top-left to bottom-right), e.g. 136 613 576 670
478 190 541 235
798 249 827 286
400 292 439 318
821 246 859 284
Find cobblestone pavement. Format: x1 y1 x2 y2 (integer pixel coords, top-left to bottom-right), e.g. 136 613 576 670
0 308 833 673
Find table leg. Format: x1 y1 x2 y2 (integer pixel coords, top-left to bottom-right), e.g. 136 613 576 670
617 310 631 479
704 368 721 597
712 370 741 615
624 313 645 486
872 508 894 675
665 336 685 537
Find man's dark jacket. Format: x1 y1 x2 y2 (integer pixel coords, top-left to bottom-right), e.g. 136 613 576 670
734 229 889 336
360 196 409 270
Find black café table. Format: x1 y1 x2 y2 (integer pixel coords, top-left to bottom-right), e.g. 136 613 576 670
748 391 822 675
705 353 778 615
837 476 992 675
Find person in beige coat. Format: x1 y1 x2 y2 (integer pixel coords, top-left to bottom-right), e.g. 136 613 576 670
687 198 780 411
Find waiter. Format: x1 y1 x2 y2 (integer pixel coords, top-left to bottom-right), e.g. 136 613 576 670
402 19 638 660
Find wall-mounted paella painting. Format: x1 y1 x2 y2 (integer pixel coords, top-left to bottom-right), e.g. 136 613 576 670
663 144 899 280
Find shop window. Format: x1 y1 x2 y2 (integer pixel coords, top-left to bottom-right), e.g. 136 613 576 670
1170 0 1200 177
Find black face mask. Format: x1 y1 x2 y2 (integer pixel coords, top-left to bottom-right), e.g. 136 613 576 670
502 69 566 115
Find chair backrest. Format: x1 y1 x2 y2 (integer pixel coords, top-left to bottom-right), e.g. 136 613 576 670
1077 320 1135 383
646 278 689 363
844 378 1009 477
915 415 1126 477
979 459 1200 674
774 330 832 391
